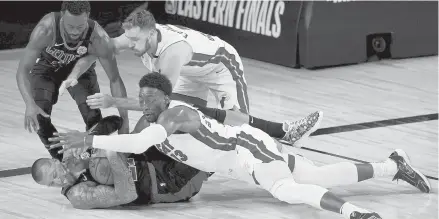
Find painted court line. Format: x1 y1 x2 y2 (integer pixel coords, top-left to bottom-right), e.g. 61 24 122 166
1 113 437 180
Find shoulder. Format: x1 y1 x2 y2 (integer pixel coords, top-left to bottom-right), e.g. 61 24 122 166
89 22 114 58
28 13 55 47
158 41 192 64
157 105 199 125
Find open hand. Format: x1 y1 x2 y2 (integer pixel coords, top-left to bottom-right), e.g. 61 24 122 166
48 130 90 154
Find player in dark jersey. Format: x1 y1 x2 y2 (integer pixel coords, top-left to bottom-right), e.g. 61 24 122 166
15 1 129 161
30 115 208 208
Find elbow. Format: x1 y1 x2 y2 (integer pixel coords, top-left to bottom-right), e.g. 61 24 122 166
119 193 138 204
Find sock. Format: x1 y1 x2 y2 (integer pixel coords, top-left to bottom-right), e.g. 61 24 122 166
294 162 371 187
371 158 398 178
340 202 370 219
249 116 285 138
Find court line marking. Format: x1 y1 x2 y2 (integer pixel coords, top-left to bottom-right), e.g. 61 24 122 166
0 113 437 180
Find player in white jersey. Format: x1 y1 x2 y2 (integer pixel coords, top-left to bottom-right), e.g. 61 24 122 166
51 73 431 219
68 9 322 147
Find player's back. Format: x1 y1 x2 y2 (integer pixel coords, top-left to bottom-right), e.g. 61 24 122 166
142 24 228 77
153 101 240 174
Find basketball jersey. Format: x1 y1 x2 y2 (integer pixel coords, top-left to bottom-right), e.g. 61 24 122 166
141 24 229 77
37 12 96 78
154 101 241 175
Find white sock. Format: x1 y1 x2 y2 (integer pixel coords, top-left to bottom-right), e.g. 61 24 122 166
340 202 370 219
371 158 398 178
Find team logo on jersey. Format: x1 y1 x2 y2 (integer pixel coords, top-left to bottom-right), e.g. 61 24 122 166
164 0 177 14
77 46 87 56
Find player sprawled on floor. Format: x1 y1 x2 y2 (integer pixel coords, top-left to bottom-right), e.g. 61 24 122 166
47 73 431 218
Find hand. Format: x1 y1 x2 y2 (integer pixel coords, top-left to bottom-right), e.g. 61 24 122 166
24 103 50 133
59 78 78 96
48 131 90 154
86 93 115 109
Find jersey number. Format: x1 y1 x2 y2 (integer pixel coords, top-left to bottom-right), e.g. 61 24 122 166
155 140 188 162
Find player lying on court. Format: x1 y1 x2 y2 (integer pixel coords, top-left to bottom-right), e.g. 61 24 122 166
50 73 431 219
31 115 209 209
16 1 129 161
68 9 318 147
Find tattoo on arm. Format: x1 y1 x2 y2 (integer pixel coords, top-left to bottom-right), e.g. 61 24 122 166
66 152 137 209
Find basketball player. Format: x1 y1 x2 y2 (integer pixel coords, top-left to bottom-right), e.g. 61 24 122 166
73 9 317 146
31 115 208 209
15 1 129 161
50 73 431 219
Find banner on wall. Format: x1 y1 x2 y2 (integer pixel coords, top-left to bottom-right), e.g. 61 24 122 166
160 0 302 67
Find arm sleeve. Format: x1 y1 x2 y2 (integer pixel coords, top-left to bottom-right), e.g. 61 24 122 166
194 105 227 123
92 124 167 154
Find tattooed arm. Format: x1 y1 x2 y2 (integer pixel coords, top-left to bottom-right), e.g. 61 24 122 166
66 151 137 209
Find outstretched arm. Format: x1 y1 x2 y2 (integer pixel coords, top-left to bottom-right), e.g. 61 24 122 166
88 106 195 154
66 151 137 209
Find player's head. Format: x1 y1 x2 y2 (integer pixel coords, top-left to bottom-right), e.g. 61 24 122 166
60 1 91 41
138 72 172 122
122 10 157 57
31 158 76 187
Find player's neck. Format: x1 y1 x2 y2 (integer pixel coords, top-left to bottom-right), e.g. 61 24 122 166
146 31 159 57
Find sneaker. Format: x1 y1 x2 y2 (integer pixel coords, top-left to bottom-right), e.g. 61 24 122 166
350 211 382 219
389 149 431 193
281 111 323 147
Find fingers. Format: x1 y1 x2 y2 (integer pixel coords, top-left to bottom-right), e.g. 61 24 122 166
70 79 78 87
59 82 67 96
48 142 65 149
31 116 40 132
24 117 31 133
86 95 104 109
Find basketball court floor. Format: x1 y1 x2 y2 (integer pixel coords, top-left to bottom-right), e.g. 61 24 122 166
0 49 437 219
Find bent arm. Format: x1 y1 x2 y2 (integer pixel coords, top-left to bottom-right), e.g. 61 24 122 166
16 13 53 105
67 151 137 209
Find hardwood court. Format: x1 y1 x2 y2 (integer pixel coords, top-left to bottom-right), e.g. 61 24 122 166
0 49 437 219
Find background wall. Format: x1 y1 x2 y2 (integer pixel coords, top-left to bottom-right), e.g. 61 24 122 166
0 0 437 69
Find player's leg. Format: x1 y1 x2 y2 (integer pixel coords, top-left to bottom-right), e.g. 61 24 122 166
235 124 381 219
170 76 209 107
217 43 322 146
30 72 62 160
289 149 431 193
67 68 102 131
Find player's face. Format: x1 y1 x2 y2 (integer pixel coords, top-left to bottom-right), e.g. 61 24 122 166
139 87 169 122
124 26 152 57
62 10 89 41
40 159 76 187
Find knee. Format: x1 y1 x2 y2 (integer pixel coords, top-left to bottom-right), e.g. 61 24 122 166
269 177 303 204
252 161 293 191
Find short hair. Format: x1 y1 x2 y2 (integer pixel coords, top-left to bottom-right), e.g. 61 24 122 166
31 158 52 183
61 1 91 16
122 10 156 30
138 72 172 96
